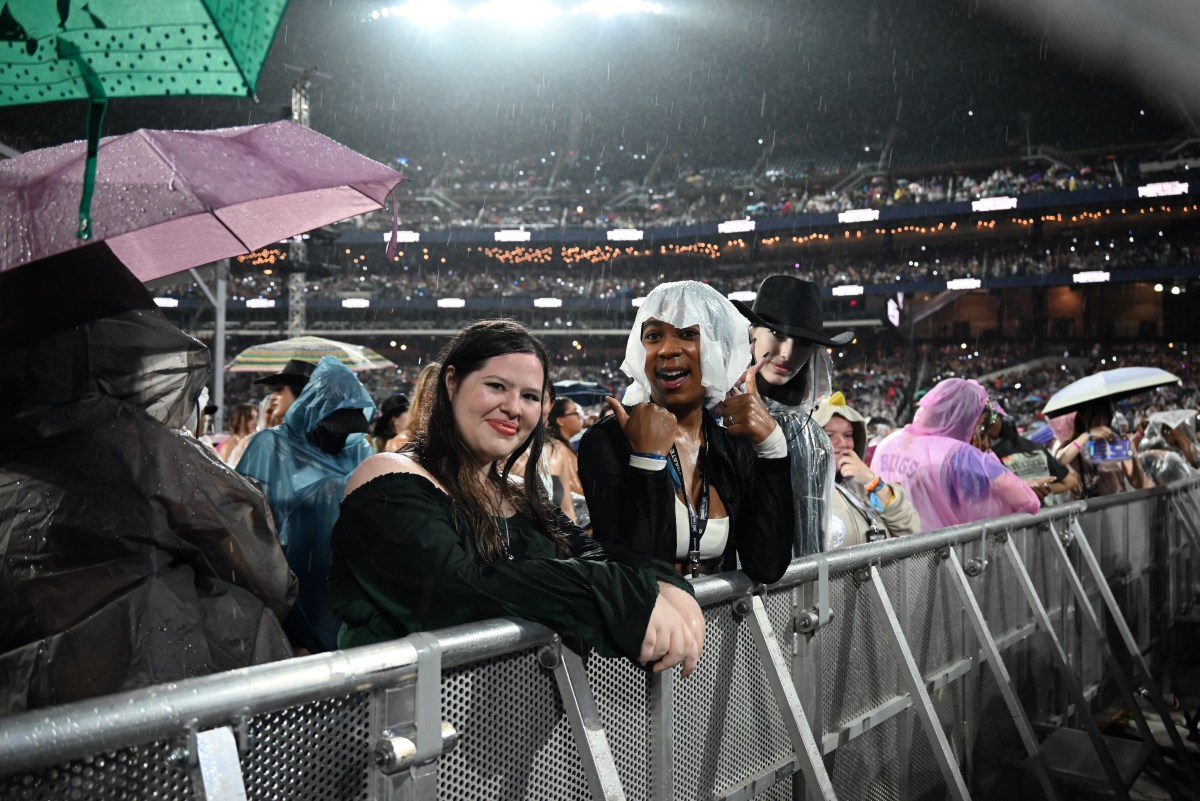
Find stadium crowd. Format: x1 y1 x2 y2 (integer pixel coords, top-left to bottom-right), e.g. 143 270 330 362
156 224 1199 304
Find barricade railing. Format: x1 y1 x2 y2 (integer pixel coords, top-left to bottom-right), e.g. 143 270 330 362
2 475 1199 801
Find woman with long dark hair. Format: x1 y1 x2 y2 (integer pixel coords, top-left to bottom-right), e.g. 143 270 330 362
331 320 703 673
544 396 585 520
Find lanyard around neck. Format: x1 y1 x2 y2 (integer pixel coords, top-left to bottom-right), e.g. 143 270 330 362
666 442 710 576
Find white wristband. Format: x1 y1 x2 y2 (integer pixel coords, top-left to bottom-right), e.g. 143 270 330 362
629 454 668 471
753 424 788 459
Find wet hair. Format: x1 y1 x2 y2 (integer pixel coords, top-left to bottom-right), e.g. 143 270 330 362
546 397 577 444
410 319 568 561
372 393 410 441
1073 399 1114 438
401 361 441 441
228 403 259 437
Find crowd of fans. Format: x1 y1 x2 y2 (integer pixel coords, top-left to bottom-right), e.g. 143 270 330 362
156 224 1199 306
332 139 1196 233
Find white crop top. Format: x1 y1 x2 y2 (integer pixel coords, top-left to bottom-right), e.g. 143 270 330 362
673 495 730 560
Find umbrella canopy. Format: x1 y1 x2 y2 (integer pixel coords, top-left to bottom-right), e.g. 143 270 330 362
0 1 288 106
0 0 291 237
1042 367 1182 417
0 120 403 281
229 337 395 374
553 380 611 406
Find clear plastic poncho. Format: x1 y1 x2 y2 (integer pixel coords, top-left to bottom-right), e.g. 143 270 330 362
237 356 376 652
1140 408 1199 484
620 280 750 407
870 378 1040 532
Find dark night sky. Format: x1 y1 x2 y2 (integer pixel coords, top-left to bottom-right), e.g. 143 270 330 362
1 0 1186 167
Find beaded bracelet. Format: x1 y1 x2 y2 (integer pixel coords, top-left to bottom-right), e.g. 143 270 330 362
864 475 883 494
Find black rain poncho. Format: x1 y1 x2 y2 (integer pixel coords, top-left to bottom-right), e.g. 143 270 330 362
0 309 297 713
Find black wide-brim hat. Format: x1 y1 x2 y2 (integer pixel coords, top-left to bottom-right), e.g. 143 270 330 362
731 275 855 347
252 358 317 389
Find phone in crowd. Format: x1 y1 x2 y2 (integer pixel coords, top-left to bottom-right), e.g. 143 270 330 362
1087 438 1132 462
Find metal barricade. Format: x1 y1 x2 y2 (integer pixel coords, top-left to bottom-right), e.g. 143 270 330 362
2 475 1199 801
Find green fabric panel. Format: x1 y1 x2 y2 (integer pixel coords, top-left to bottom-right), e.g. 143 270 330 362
0 0 289 107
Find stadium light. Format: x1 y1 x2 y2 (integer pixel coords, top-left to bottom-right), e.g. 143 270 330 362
726 291 756 302
468 0 561 20
606 228 644 241
946 278 982 290
153 297 179 308
717 219 755 233
837 209 879 224
246 299 276 309
571 1 663 15
1139 181 1188 198
341 298 371 308
370 1 461 25
831 285 864 297
385 231 420 243
971 196 1018 212
533 297 563 307
1072 271 1111 284
437 298 467 308
495 230 532 242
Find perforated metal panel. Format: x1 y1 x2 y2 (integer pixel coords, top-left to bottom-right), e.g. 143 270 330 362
1 741 190 801
588 649 650 800
826 715 902 801
906 549 966 678
438 649 588 801
909 679 967 801
968 660 1028 801
243 694 371 801
670 601 794 800
820 569 901 731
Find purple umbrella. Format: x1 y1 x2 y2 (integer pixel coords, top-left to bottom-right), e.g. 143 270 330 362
0 120 403 281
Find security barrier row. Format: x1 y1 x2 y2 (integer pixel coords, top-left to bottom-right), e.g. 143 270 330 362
2 475 1199 800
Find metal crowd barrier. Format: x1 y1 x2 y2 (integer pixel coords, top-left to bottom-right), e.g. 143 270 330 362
2 475 1199 801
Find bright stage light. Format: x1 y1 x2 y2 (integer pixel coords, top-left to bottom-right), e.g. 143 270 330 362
726 291 756 302
831 285 864 297
154 297 179 308
246 299 276 309
946 278 981 290
437 298 467 308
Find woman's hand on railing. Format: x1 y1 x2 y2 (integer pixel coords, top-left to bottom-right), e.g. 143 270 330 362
659 581 705 675
641 581 704 678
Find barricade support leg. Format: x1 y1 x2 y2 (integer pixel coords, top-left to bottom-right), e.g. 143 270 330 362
864 565 972 801
740 593 838 801
542 641 627 801
647 670 674 801
943 548 1062 801
999 533 1134 801
1061 517 1200 799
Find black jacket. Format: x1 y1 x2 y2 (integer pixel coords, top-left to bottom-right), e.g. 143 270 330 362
578 410 794 584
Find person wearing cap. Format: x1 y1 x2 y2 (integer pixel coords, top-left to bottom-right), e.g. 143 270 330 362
731 275 848 556
812 393 920 548
237 356 376 653
255 359 318 428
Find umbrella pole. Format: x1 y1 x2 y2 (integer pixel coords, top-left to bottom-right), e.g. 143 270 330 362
213 260 228 433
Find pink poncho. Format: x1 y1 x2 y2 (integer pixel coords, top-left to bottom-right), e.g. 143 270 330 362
870 378 1040 532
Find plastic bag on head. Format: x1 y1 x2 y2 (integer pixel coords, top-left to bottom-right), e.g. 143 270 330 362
619 281 750 408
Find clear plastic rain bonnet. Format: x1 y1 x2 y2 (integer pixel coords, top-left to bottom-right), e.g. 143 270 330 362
620 280 751 407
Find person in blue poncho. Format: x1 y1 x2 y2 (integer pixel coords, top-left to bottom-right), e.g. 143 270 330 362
238 356 377 653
